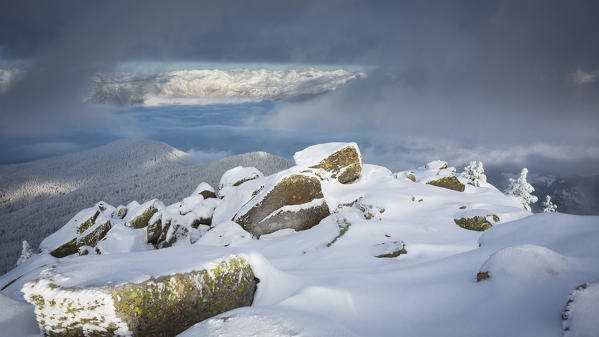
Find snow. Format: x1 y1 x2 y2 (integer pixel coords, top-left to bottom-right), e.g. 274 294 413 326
563 282 599 337
39 206 100 252
95 225 152 254
0 293 39 337
193 182 215 195
293 142 361 167
178 307 359 337
480 244 573 283
1 143 598 337
218 166 263 191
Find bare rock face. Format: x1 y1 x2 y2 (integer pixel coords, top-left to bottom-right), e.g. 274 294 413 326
234 173 330 237
23 256 257 337
294 142 363 184
454 215 499 231
426 176 465 192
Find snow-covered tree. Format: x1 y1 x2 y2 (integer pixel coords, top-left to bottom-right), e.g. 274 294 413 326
542 195 557 213
16 240 33 266
504 168 538 211
461 161 487 187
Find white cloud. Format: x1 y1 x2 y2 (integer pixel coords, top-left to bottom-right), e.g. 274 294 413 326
571 69 597 84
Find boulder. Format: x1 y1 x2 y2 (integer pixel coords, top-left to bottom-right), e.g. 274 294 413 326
125 199 163 229
114 205 128 219
454 215 499 231
42 204 114 258
293 142 363 184
374 241 407 258
146 212 162 245
218 166 264 198
234 173 330 237
23 256 257 337
193 182 217 199
426 176 465 192
562 282 599 336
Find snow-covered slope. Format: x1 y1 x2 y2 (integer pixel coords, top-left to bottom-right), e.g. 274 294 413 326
90 69 364 106
0 139 292 274
1 143 598 337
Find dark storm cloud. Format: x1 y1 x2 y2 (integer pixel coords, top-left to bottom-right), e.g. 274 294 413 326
0 0 598 166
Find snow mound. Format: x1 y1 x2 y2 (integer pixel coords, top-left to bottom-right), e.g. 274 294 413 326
480 244 572 282
0 293 39 337
563 282 599 337
91 68 364 106
177 307 359 337
218 166 263 190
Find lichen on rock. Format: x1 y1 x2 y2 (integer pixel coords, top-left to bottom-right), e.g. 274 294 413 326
453 215 499 231
294 142 363 184
426 176 465 192
234 173 330 237
23 256 257 337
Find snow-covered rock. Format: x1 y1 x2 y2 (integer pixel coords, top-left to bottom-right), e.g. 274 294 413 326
23 254 256 337
125 199 164 229
477 244 572 283
562 282 599 337
234 171 330 237
218 166 263 198
293 142 363 184
41 202 113 258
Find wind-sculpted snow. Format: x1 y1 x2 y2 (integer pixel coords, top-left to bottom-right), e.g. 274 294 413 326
90 69 364 106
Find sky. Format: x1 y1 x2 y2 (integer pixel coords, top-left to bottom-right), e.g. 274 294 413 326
1 0 598 177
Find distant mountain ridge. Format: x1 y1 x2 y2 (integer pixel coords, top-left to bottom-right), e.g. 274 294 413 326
0 139 292 274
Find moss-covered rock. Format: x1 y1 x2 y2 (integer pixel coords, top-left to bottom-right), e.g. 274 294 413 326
50 210 112 258
406 173 416 182
234 174 330 237
127 205 158 229
426 176 465 192
454 215 499 231
308 145 363 184
24 256 257 337
78 220 111 249
146 218 162 245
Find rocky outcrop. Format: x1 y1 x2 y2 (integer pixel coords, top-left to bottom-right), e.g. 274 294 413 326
426 176 465 192
234 173 330 237
454 215 499 231
294 142 363 184
44 204 113 258
23 256 257 337
126 200 162 229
